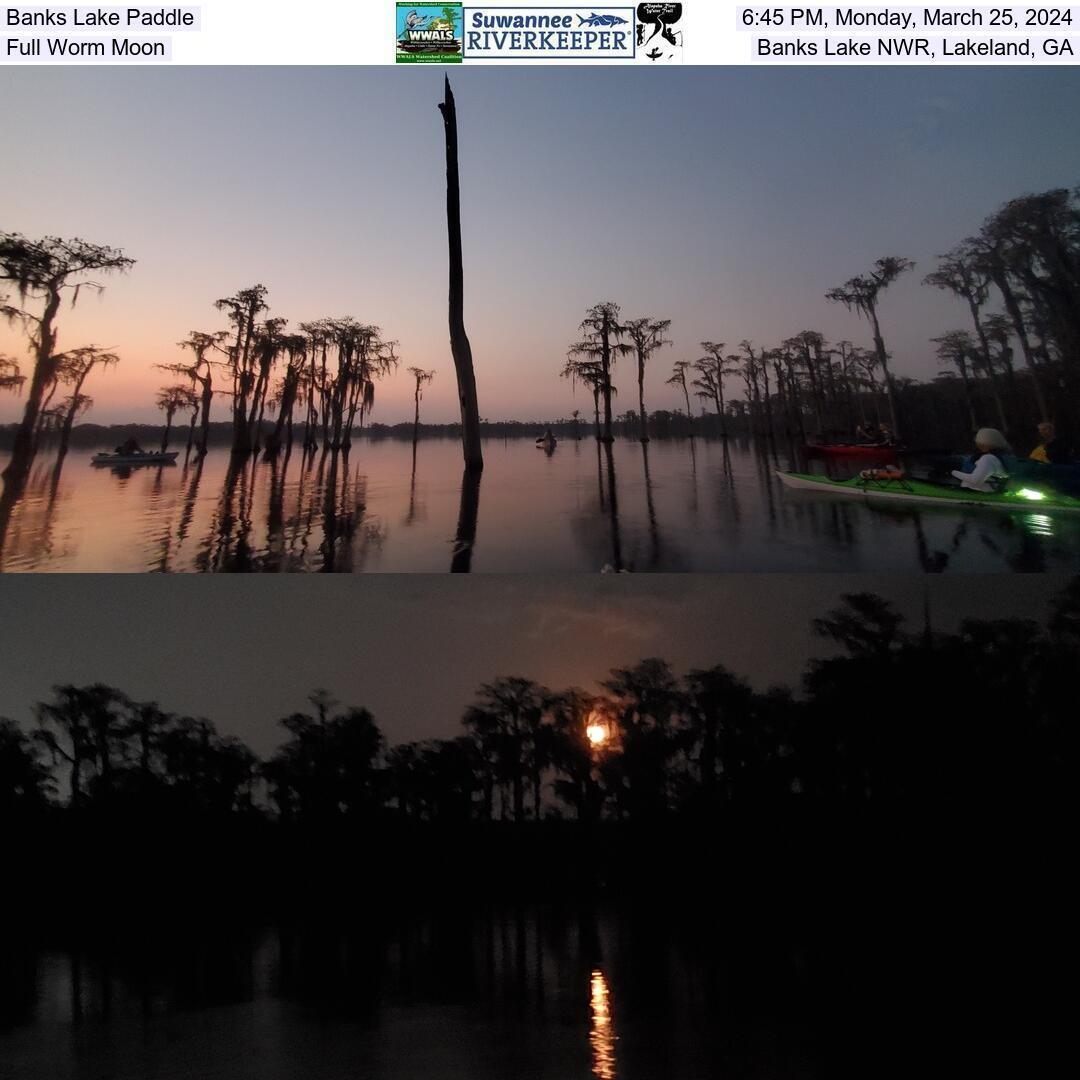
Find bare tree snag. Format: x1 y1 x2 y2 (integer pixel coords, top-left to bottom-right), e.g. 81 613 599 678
438 77 483 472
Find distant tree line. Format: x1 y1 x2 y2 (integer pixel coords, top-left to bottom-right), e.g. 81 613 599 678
0 417 640 452
561 186 1080 452
4 584 1075 827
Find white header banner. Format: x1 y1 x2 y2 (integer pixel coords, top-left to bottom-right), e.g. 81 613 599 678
2 0 1078 63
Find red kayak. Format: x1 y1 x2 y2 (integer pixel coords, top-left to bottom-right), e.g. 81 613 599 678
805 443 900 459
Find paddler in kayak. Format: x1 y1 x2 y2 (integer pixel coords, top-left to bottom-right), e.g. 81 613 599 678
951 428 1011 493
853 422 894 446
113 436 144 456
1028 421 1073 465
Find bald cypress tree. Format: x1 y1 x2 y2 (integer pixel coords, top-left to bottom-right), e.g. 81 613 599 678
0 233 134 495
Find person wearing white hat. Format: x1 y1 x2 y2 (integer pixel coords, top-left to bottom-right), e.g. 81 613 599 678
951 428 1011 492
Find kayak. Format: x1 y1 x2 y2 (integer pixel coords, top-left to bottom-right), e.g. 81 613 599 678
92 451 178 466
776 471 1080 514
805 443 900 458
1014 460 1080 494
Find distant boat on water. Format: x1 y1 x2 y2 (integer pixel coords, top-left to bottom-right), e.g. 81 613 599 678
91 450 179 466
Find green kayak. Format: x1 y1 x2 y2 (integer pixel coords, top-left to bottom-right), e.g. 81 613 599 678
776 471 1080 515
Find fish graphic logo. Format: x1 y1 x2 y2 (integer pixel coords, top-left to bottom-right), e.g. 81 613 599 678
578 12 629 26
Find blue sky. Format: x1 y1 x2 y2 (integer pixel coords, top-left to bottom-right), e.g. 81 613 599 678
2 66 1078 424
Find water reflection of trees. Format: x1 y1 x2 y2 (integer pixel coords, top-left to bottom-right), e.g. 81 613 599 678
569 441 625 572
640 443 661 568
601 442 623 572
451 467 482 572
3 438 1079 571
0 456 71 568
183 446 388 573
574 440 707 572
404 442 426 527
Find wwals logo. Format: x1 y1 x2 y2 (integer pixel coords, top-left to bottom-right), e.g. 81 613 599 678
396 3 464 63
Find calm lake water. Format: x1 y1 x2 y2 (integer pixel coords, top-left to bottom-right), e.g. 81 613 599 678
0 907 825 1080
1 436 1078 572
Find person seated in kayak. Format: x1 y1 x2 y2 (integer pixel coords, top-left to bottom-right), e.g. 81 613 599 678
113 436 143 456
1028 421 1072 465
876 424 895 445
855 422 879 444
951 428 1011 492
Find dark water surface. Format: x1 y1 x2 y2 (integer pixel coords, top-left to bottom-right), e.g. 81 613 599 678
2 437 1078 571
0 907 826 1080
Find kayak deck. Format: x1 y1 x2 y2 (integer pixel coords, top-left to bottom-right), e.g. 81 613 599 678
776 471 1080 514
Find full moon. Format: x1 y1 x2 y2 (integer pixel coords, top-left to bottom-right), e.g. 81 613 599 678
586 721 608 747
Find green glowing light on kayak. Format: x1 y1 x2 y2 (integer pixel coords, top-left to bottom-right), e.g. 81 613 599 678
1016 488 1047 501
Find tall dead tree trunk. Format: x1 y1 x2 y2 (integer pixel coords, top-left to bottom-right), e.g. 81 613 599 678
439 77 483 472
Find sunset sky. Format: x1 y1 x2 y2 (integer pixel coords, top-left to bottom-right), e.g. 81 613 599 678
0 575 1066 752
3 66 1079 426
